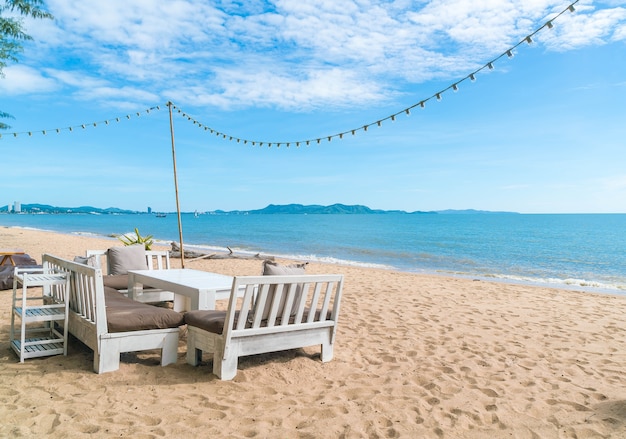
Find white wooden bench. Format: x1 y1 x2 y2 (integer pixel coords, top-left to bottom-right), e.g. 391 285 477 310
185 274 344 380
42 254 184 374
86 249 175 303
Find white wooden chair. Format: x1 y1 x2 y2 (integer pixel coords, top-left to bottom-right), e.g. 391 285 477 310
42 254 183 373
186 274 344 380
86 249 171 272
85 249 174 303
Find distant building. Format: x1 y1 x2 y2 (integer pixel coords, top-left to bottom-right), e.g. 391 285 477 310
13 201 21 213
148 207 152 214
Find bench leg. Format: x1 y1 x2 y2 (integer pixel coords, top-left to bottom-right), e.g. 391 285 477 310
94 343 121 374
161 333 179 367
186 330 202 366
320 340 334 362
187 347 202 366
214 341 237 380
214 352 238 380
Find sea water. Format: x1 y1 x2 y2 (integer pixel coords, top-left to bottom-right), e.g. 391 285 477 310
1 213 625 294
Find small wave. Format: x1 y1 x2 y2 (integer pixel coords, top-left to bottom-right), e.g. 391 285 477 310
473 273 626 294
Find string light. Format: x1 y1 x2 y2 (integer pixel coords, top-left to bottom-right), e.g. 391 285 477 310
4 1 579 145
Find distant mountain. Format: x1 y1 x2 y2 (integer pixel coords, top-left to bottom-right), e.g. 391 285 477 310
1 203 519 215
246 203 419 214
435 209 519 215
210 204 517 215
0 204 141 214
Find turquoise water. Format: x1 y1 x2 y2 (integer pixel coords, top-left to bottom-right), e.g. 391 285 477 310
1 213 625 294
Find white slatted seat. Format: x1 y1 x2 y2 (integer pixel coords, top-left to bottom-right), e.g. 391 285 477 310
42 254 183 374
186 274 344 380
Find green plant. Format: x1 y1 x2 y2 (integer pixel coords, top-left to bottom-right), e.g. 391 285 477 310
118 228 153 250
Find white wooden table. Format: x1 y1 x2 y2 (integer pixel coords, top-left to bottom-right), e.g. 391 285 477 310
127 269 235 311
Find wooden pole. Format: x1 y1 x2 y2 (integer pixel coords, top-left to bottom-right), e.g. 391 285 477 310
168 102 185 268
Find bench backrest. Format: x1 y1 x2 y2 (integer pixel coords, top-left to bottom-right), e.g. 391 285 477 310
86 249 170 274
223 274 344 341
42 254 108 338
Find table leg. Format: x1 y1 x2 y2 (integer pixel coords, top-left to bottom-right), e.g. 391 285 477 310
172 295 188 312
196 289 215 310
128 274 143 301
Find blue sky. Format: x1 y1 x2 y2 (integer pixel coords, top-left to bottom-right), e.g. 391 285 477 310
1 0 625 213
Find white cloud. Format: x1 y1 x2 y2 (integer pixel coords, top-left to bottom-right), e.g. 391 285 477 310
0 66 59 95
539 3 626 50
168 65 390 110
12 0 626 110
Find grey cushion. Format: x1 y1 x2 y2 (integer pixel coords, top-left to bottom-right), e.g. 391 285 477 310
107 245 148 275
256 260 307 319
0 254 40 290
73 255 97 266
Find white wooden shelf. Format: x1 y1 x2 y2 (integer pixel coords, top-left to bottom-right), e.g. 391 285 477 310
10 268 70 362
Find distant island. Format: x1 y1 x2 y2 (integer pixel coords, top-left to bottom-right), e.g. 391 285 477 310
1 203 518 215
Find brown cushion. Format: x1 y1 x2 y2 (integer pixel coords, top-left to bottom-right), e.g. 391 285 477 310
103 274 158 292
107 245 148 275
103 274 129 290
256 260 307 319
104 287 184 332
185 310 235 334
185 308 328 334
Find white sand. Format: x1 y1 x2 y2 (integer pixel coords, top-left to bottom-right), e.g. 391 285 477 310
1 226 625 438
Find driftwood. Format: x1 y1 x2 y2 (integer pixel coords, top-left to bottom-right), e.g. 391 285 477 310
169 242 274 261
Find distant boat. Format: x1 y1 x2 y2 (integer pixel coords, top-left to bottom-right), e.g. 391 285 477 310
194 210 199 218
155 213 166 218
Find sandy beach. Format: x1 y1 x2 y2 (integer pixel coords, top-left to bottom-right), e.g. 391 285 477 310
1 226 625 438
